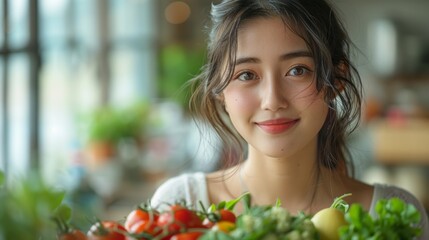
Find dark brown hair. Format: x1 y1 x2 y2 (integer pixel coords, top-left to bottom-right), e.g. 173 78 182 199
189 0 362 176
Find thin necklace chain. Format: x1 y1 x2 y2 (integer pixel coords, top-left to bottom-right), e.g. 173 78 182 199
238 164 319 213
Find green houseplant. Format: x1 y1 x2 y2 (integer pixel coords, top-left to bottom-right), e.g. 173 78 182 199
0 170 71 239
85 102 150 164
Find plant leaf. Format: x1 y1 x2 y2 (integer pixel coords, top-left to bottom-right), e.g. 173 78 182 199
52 204 72 222
0 170 4 186
225 192 250 211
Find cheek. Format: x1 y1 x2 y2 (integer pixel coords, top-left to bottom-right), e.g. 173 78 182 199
302 93 329 125
292 85 325 109
223 88 257 115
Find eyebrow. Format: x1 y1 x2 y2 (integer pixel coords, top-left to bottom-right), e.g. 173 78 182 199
235 50 313 66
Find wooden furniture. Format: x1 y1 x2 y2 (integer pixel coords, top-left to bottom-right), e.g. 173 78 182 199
371 119 429 164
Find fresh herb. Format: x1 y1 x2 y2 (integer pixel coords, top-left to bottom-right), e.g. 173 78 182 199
229 206 317 239
205 192 251 213
339 197 422 239
201 194 317 240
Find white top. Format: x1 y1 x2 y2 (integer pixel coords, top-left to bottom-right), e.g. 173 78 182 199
151 172 429 239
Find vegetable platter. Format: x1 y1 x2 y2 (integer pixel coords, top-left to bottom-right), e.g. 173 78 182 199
56 193 422 240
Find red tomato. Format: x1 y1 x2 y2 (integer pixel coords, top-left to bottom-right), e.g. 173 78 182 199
202 218 214 228
218 209 236 223
59 229 88 240
124 208 159 230
87 221 127 240
202 209 236 228
157 205 203 234
129 219 162 237
170 232 204 240
124 208 160 235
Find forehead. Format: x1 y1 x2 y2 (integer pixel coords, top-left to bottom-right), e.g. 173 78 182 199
236 17 308 56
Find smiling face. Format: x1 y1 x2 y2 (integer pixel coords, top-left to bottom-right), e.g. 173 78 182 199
221 17 329 159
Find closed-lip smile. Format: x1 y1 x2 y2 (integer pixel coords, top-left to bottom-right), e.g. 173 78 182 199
255 118 299 134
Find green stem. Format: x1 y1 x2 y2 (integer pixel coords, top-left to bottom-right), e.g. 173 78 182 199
330 193 352 212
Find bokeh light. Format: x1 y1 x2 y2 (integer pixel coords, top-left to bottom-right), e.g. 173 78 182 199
164 1 191 24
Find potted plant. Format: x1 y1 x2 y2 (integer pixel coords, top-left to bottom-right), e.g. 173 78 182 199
85 102 149 165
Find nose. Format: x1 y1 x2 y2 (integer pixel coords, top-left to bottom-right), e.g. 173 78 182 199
260 76 288 111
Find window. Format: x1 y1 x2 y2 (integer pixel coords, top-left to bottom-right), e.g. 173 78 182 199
0 0 157 184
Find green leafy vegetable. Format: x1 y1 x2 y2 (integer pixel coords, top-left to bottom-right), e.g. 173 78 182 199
200 193 317 239
210 206 316 239
339 197 421 240
206 192 251 212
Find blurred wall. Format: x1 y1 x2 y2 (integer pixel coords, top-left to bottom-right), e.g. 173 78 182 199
334 0 429 100
333 1 429 205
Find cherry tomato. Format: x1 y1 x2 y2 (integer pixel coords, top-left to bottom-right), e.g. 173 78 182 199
124 208 159 231
202 218 214 228
212 221 236 233
125 208 160 237
170 231 204 240
87 221 127 240
202 209 237 228
53 216 87 240
59 229 87 240
218 209 236 223
157 205 203 233
129 219 162 237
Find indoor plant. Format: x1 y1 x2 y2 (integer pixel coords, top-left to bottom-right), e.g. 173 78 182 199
85 102 149 164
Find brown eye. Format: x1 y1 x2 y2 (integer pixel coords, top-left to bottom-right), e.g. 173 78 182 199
288 66 310 76
237 71 257 81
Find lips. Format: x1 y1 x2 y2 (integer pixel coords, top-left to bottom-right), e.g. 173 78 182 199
255 118 299 134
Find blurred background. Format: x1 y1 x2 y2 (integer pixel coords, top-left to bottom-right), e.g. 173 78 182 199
0 0 428 228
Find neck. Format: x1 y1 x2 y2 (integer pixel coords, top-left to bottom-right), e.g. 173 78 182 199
240 144 324 213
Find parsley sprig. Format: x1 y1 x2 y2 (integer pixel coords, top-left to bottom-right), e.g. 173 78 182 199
339 197 422 239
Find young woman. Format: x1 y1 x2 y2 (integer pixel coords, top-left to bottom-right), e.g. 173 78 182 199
151 0 429 237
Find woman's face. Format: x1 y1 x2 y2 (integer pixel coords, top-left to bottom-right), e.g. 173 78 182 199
221 17 328 158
